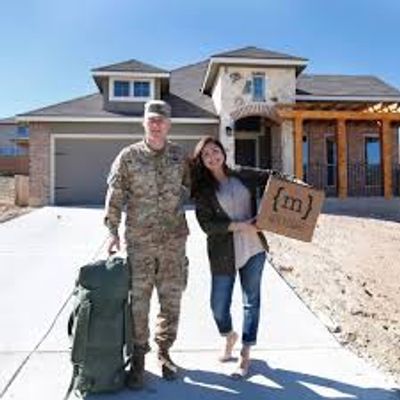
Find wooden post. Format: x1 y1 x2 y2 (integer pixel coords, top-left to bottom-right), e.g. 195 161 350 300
336 119 348 198
294 117 303 179
381 119 393 199
15 175 29 206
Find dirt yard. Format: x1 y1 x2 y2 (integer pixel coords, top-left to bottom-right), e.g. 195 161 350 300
268 208 400 384
0 204 31 223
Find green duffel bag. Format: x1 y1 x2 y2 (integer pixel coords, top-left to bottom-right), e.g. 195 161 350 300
65 256 132 399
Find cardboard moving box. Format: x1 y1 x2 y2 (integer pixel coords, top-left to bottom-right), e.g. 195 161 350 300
256 175 325 242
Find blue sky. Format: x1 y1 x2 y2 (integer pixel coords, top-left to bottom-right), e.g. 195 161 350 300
1 0 400 119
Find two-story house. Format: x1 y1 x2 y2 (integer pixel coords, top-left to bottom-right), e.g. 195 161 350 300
16 46 400 205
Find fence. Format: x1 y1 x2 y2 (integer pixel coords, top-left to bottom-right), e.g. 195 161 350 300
0 156 29 175
304 163 400 197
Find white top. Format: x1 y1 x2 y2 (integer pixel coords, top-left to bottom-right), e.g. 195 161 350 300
216 176 264 270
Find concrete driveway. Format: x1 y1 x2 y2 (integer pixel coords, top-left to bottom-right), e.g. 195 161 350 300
0 207 398 399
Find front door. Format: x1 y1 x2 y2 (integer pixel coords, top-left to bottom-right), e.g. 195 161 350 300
235 138 257 167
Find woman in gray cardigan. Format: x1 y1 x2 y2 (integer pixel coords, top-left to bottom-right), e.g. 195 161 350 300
191 136 280 378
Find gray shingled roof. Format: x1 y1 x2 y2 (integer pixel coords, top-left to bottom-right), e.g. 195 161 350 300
169 60 216 116
212 46 307 61
17 94 114 118
297 74 400 98
18 69 217 119
92 59 168 74
0 117 16 124
18 58 217 119
17 48 400 120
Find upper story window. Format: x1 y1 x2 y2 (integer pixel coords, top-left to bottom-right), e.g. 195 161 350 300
114 81 130 97
252 74 266 102
110 78 153 102
133 81 150 97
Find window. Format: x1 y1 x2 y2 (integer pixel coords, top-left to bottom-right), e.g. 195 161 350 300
133 81 150 98
326 136 337 187
365 136 381 185
303 135 309 181
17 126 29 137
0 146 27 156
113 80 130 97
111 78 153 101
252 74 266 102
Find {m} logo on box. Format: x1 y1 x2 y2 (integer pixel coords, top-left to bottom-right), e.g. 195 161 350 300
272 186 314 221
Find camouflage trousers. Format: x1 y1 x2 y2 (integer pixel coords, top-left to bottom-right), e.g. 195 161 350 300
127 237 188 354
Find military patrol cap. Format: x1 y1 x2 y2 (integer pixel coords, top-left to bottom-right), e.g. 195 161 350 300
144 100 171 119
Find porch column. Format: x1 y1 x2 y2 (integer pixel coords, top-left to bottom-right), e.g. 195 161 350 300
381 119 393 199
336 118 348 198
294 116 303 179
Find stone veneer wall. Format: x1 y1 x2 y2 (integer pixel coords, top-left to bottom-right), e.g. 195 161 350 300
280 120 294 174
212 65 297 166
29 123 51 206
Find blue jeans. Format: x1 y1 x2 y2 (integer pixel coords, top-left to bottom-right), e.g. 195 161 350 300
210 252 266 346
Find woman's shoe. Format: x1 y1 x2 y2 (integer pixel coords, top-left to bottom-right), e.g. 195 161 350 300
218 331 238 362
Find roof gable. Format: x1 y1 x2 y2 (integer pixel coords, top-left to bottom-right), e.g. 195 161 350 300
212 46 307 61
202 46 308 94
92 59 168 74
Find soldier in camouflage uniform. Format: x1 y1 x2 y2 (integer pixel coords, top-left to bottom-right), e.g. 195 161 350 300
104 100 189 389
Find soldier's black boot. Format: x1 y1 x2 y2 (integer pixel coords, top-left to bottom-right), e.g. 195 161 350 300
158 348 179 380
126 351 145 390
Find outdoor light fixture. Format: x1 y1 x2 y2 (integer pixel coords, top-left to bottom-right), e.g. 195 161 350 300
225 126 233 136
229 72 241 83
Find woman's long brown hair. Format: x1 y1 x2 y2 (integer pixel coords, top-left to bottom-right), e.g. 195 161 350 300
190 136 230 199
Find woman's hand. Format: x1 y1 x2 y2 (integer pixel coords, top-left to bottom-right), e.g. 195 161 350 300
229 219 260 234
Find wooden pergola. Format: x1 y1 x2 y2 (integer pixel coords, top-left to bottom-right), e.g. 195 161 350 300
277 102 400 199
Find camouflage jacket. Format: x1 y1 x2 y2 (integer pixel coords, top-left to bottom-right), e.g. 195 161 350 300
104 140 189 244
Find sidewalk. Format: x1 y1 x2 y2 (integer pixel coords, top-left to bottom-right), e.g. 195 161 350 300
0 207 398 399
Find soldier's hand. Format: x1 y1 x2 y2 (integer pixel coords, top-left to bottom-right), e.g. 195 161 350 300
107 234 121 255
